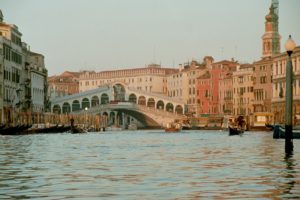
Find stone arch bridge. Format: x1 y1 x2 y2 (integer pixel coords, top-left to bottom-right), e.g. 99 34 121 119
50 83 187 128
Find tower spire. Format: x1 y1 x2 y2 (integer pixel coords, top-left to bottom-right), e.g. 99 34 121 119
261 0 281 58
0 10 3 22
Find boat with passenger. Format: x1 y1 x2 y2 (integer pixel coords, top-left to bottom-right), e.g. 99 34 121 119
228 116 245 136
229 126 244 136
165 122 181 133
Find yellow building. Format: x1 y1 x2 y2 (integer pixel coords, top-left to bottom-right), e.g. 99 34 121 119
232 64 254 117
79 64 177 95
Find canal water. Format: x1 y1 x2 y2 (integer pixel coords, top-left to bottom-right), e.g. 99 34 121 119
0 130 300 199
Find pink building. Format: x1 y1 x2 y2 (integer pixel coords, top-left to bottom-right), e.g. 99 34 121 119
217 60 238 115
196 71 211 115
197 60 238 116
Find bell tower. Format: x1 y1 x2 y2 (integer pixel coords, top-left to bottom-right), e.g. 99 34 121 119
0 10 3 22
261 0 281 58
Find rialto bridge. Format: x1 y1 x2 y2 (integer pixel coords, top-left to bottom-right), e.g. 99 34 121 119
50 83 187 128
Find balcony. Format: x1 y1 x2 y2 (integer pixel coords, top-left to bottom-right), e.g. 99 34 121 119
224 96 232 101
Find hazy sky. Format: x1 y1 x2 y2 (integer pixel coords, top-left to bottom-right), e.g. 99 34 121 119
1 0 300 75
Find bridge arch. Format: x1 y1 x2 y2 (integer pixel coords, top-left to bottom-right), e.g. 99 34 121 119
53 104 61 114
82 98 90 109
113 83 126 101
166 102 174 112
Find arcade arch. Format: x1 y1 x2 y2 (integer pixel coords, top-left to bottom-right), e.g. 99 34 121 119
156 100 164 110
72 100 80 111
62 102 71 114
138 96 146 106
113 84 125 101
91 96 100 107
129 93 137 103
175 105 183 114
147 98 155 108
53 104 61 114
101 93 109 104
166 103 174 112
82 98 90 109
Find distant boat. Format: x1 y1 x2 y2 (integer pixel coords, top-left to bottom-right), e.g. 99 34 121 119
128 123 138 130
0 124 32 135
273 125 300 139
165 123 181 133
228 126 244 136
265 123 275 130
70 126 87 134
70 118 87 134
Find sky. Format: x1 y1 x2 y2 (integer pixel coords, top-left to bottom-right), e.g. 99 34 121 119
1 0 300 76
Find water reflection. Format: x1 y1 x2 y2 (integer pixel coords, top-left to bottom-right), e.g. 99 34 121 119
280 153 296 198
0 131 299 199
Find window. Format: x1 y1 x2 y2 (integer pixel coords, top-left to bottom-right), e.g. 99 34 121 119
260 76 267 84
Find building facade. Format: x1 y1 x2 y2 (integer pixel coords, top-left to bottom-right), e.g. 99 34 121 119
166 57 213 116
232 64 254 116
219 72 234 115
0 17 23 124
217 60 238 116
27 51 48 113
196 70 211 115
48 71 80 99
0 10 47 124
272 46 300 124
79 64 177 95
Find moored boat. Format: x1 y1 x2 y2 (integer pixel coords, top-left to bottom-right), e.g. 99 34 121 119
273 125 300 139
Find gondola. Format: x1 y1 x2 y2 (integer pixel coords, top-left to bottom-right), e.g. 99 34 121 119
0 124 32 135
165 123 181 133
273 125 300 139
229 126 244 136
70 118 87 134
265 123 275 130
165 127 181 133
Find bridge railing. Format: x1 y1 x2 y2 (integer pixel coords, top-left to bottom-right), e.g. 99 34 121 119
71 102 187 120
136 105 187 119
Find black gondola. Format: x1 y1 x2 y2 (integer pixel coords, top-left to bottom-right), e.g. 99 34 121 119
0 124 32 135
229 126 244 136
265 123 275 130
273 125 300 139
70 118 87 134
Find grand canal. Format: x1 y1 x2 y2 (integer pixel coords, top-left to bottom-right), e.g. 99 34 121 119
0 130 300 199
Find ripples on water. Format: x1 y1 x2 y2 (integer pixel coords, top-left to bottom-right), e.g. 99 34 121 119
0 130 299 199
